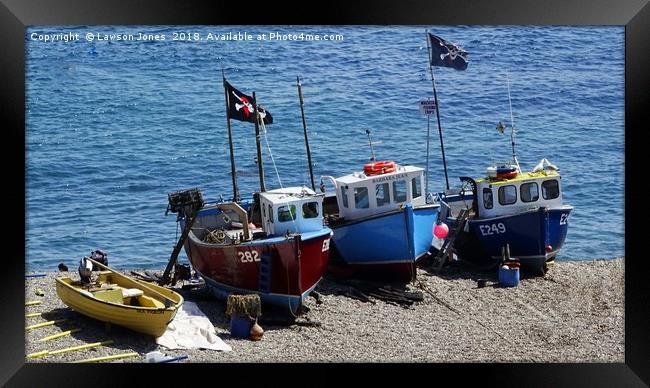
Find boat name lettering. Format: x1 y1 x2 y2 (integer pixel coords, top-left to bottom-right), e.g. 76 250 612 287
136 309 165 314
322 238 330 252
479 223 506 236
371 173 408 183
560 213 570 225
238 250 260 263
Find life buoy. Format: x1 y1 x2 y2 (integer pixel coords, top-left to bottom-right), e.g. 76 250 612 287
363 160 396 176
487 165 519 180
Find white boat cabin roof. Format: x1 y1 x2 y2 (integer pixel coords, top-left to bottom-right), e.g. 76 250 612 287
336 165 424 185
258 186 323 204
257 186 326 236
332 164 427 221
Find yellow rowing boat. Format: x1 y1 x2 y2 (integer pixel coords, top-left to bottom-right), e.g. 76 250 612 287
55 263 183 337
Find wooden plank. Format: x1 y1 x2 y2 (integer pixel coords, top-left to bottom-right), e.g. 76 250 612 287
25 300 42 306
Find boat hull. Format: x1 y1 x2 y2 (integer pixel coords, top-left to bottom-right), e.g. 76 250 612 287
328 204 439 282
55 276 183 337
448 206 573 271
184 228 332 314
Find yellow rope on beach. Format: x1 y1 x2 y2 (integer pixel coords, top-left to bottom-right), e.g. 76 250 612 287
72 351 140 363
26 312 42 318
26 340 114 359
25 301 42 306
38 329 81 342
25 319 67 331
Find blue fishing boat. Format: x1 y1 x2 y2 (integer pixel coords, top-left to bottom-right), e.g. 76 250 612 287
321 156 439 282
437 158 573 274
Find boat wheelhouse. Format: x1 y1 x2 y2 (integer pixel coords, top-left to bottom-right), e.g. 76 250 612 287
322 162 439 282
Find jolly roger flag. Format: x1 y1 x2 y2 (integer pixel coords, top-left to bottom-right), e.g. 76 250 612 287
427 32 469 71
224 80 273 124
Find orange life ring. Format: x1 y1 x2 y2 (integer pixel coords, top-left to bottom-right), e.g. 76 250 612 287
363 160 396 176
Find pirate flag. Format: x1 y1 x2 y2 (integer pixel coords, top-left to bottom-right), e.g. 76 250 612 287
224 81 273 124
427 32 469 71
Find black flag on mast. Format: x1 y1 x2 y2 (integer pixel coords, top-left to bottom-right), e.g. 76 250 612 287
427 32 469 71
224 81 273 124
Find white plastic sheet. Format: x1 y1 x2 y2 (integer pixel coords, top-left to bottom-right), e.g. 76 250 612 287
156 301 232 352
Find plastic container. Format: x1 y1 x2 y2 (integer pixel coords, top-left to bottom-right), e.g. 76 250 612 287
230 314 253 338
498 265 520 287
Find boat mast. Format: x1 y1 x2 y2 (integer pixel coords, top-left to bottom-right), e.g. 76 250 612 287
222 69 240 202
426 30 450 191
506 72 520 172
297 76 316 191
252 92 266 192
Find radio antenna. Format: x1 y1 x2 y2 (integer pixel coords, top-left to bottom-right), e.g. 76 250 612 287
366 129 376 162
506 71 520 172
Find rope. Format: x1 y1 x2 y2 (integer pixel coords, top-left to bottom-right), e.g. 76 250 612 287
415 279 509 341
260 119 300 235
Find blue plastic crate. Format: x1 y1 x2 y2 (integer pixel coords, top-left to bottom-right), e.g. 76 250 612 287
230 315 253 338
498 266 520 287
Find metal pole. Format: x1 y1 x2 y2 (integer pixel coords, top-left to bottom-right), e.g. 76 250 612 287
426 31 450 191
297 77 316 191
252 92 266 192
425 112 431 195
222 71 240 202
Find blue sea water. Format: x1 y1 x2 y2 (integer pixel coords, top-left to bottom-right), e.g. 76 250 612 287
26 26 625 271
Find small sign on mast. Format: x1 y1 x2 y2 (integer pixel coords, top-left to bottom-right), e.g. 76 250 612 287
419 99 437 116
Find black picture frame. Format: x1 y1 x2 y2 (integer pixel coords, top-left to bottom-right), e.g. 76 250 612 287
2 0 646 385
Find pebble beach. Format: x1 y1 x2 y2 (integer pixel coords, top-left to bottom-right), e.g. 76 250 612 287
24 258 624 363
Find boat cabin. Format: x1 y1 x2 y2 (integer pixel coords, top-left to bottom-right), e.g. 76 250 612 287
475 169 564 219
327 164 426 221
258 187 325 236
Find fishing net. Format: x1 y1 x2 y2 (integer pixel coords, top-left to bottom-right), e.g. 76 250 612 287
226 294 261 318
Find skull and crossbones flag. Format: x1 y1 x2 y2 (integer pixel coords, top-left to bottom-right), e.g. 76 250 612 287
427 33 469 71
224 81 273 124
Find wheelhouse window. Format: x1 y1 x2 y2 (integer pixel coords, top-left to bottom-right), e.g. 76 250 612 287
268 204 273 223
277 204 296 222
375 183 390 207
498 185 517 205
520 182 539 203
354 187 369 209
341 186 349 208
542 179 559 200
302 202 319 219
483 188 493 209
411 177 422 199
393 180 407 203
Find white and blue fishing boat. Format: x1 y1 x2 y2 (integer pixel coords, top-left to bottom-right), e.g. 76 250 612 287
438 158 573 274
320 132 439 282
435 77 573 274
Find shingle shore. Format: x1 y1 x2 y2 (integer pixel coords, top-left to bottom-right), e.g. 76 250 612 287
24 258 624 363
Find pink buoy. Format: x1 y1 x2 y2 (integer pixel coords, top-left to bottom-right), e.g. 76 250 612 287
433 222 449 239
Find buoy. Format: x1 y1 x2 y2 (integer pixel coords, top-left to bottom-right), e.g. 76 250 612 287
433 223 449 239
250 322 264 341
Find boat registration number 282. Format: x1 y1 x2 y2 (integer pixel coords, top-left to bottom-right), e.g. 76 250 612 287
238 251 260 263
479 223 506 236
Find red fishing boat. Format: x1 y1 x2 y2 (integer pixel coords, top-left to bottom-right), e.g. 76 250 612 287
164 77 331 314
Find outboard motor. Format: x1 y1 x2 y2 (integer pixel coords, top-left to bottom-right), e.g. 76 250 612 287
78 256 93 284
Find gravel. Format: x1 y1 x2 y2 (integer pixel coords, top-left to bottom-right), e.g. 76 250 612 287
24 257 624 363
